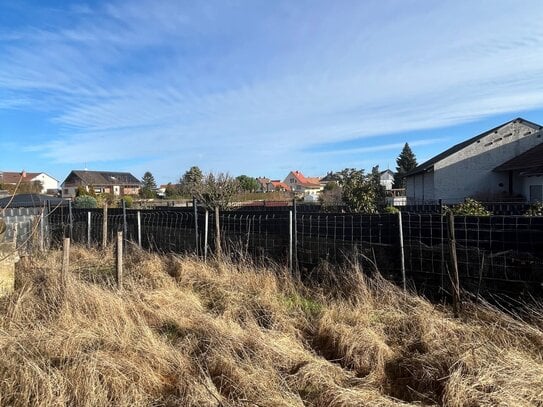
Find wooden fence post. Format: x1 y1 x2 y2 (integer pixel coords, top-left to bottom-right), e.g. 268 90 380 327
204 210 209 262
62 237 70 288
214 205 221 259
193 198 199 256
446 211 461 317
116 231 123 289
68 200 73 240
398 211 406 291
102 204 108 249
122 198 127 238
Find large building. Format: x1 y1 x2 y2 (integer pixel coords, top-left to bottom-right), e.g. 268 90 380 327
404 118 543 204
61 170 141 198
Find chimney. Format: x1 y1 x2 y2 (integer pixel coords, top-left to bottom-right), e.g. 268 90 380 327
21 170 26 179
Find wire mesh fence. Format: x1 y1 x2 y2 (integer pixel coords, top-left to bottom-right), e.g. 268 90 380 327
33 205 543 300
402 213 543 299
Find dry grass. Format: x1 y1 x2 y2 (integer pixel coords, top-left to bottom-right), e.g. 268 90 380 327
0 246 541 406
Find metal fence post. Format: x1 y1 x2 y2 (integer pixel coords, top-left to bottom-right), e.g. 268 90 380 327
137 211 142 248
293 199 298 274
87 211 91 248
289 210 293 274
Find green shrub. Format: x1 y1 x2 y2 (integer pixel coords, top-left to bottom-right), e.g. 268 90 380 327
74 195 97 209
121 195 134 208
452 198 491 216
525 201 543 216
382 205 399 214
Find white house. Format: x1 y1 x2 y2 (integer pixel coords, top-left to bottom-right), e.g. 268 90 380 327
404 118 543 204
283 171 323 197
0 171 58 194
379 169 395 190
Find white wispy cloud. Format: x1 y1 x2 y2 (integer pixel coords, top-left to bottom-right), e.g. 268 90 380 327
1 0 543 180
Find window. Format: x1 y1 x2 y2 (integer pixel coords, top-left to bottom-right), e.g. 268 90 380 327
530 185 542 202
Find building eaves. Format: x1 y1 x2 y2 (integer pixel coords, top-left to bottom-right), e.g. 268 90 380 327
404 117 542 177
494 142 543 173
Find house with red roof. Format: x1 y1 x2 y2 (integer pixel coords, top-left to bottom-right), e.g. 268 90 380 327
282 171 323 198
270 180 291 192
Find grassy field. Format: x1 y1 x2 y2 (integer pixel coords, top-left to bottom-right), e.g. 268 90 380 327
0 247 542 406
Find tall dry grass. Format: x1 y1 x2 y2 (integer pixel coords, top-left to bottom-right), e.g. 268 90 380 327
0 246 541 406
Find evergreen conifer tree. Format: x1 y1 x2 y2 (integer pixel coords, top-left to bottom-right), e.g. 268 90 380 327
393 143 418 189
140 171 157 198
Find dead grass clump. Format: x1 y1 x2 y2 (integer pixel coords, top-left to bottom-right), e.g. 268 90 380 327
0 246 542 406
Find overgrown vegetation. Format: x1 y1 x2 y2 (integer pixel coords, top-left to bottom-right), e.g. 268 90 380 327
1 247 541 406
525 201 543 216
452 198 492 216
74 195 97 208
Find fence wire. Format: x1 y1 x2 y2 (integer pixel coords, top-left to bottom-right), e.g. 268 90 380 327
30 206 543 300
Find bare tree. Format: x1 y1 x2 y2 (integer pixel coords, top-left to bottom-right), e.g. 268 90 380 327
193 173 240 259
193 173 240 210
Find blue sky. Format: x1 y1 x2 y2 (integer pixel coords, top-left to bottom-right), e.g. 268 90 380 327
1 0 543 184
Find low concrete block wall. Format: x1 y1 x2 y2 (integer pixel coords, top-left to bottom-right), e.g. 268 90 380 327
0 242 18 296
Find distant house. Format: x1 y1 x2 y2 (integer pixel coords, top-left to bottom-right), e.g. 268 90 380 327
61 170 141 198
269 180 291 192
256 177 272 192
379 169 395 191
404 118 543 204
320 171 342 186
0 171 58 194
283 171 323 197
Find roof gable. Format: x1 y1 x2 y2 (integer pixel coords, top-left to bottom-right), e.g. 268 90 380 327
287 171 321 187
0 171 51 184
405 118 542 177
63 170 141 186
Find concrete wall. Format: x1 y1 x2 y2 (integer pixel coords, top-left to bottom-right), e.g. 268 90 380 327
0 241 18 296
1 207 42 250
406 171 435 202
